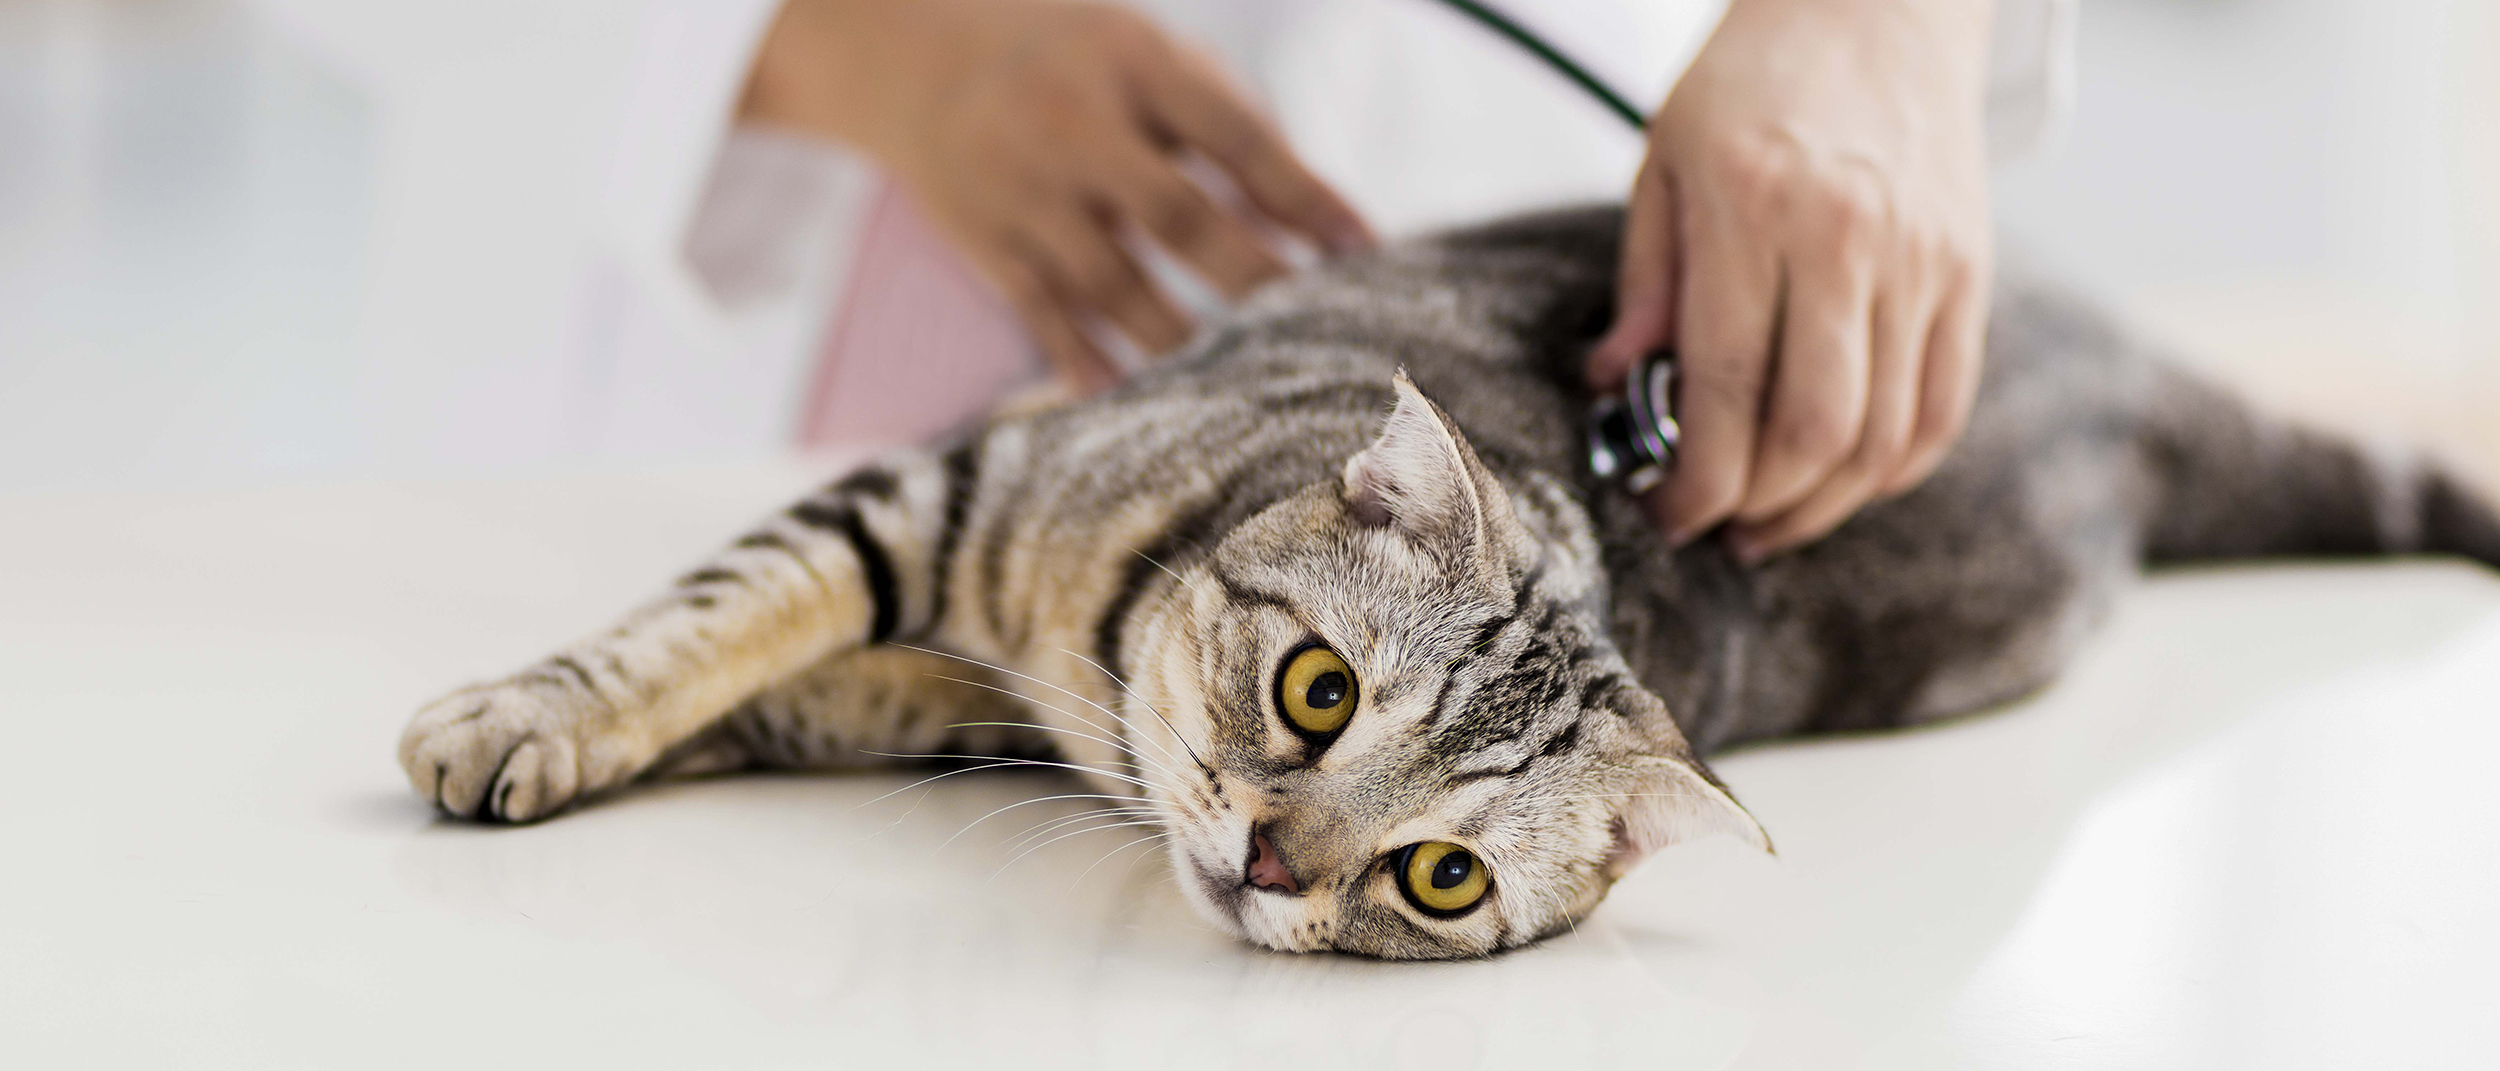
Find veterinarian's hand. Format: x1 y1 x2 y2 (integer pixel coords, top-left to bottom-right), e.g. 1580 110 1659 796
1588 0 1993 563
744 0 1374 392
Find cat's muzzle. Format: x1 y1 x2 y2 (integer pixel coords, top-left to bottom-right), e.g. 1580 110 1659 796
1587 349 1680 494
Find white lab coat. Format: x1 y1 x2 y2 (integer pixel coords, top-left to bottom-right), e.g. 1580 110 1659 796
255 0 2072 471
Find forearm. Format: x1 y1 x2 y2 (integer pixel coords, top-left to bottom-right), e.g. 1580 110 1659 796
1715 0 1994 91
1607 0 2001 556
740 0 993 160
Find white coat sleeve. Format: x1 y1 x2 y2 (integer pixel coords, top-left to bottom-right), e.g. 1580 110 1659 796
595 0 790 342
1985 0 2078 160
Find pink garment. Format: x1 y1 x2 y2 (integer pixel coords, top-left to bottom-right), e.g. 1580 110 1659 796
797 183 1041 448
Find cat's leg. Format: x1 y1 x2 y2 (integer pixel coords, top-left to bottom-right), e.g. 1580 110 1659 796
644 645 1052 778
399 449 976 821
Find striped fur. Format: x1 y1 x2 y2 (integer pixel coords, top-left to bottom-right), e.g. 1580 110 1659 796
400 206 2500 959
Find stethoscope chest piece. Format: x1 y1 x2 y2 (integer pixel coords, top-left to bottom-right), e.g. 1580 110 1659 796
1587 349 1680 494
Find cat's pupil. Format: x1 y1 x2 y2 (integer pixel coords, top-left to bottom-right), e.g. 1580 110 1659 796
1306 671 1348 710
1430 850 1473 889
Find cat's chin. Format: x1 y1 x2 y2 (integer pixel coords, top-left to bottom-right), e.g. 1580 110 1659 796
1167 839 1334 953
1230 894 1333 954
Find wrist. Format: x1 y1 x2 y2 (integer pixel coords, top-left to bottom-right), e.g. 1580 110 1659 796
1720 0 1994 82
1727 0 1993 31
742 0 995 160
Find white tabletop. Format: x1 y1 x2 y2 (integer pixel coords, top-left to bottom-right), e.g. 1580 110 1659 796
4 462 2496 1069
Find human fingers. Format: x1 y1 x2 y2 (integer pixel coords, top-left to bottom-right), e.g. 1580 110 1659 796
1587 161 1679 391
956 232 1122 395
1020 201 1195 356
1726 272 1926 562
1732 187 1878 525
1014 277 1123 396
1654 205 1779 545
1124 31 1374 257
1882 257 1986 494
1089 136 1295 298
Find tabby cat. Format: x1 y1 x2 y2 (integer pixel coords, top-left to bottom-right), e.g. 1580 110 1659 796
399 207 2500 959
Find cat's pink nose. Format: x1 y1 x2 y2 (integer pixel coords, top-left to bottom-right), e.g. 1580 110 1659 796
1246 832 1300 894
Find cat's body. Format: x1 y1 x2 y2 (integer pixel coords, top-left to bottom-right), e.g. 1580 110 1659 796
401 207 2500 959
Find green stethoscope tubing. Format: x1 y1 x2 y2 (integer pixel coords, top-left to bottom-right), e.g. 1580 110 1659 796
1427 0 1651 131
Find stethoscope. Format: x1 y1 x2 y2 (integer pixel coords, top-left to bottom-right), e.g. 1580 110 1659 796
1427 0 1683 494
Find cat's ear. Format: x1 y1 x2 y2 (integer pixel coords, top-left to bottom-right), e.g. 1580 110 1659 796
1604 754 1773 881
1342 372 1519 557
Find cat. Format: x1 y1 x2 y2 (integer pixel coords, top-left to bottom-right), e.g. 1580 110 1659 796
398 206 2500 960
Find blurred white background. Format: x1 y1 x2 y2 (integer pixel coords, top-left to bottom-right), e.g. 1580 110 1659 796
2 0 2494 493
8 7 2499 1067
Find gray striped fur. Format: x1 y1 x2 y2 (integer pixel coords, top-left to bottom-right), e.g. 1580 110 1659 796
400 206 2500 959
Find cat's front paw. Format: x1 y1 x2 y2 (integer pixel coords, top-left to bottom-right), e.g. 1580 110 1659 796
399 683 586 822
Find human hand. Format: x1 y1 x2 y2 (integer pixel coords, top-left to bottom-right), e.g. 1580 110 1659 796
1586 0 1994 564
744 0 1374 392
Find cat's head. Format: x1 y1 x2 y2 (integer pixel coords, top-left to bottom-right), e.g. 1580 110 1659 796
1132 373 1768 959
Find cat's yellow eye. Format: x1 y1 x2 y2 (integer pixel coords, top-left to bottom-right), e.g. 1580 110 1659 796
1400 841 1491 915
1276 645 1358 735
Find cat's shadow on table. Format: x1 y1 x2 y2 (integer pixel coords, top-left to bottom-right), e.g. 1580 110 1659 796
382 563 2500 1068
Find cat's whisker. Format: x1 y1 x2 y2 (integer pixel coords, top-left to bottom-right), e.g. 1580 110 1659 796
915 675 1155 765
1066 677 1192 770
895 643 1191 771
861 766 1132 835
855 760 1033 811
1129 546 1203 595
990 816 1168 881
997 810 1121 857
1050 645 1166 716
917 673 1179 779
855 757 1151 820
1114 834 1173 882
998 799 1162 847
858 751 1158 791
1509 791 1713 804
1050 644 1209 771
1004 805 1158 855
994 643 1195 775
937 711 1179 781
939 791 1161 851
1071 830 1172 891
899 643 1144 737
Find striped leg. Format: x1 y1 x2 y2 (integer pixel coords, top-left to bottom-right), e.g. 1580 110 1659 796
646 645 1046 778
398 448 974 821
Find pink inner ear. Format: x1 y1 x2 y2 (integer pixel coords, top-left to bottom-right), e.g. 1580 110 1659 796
1338 378 1490 544
1603 815 1646 880
1341 451 1396 528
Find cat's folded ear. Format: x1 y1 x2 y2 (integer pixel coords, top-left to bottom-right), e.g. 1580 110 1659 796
1604 753 1774 881
1342 372 1526 564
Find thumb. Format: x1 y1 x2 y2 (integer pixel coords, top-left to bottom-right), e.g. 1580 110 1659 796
1588 163 1680 392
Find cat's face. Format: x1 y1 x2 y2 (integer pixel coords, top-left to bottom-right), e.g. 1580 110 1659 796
1130 375 1767 959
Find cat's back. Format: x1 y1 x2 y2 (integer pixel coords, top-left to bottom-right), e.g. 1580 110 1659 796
1235 207 2156 754
985 207 2150 754
1161 206 1627 483
994 206 1627 519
